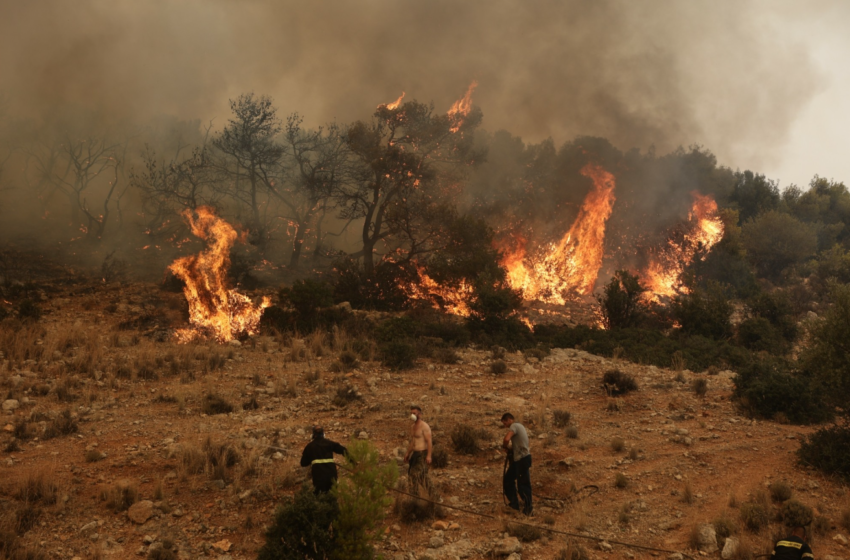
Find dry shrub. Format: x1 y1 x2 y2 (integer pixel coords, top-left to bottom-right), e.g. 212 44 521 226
274 376 298 398
202 393 233 415
13 470 58 505
504 521 542 542
331 385 362 408
435 347 459 365
740 502 769 532
0 320 45 364
430 447 449 469
692 377 708 397
449 425 480 455
331 326 349 353
780 500 813 528
566 426 579 439
553 409 571 428
42 409 78 439
628 447 639 460
555 541 589 560
178 443 206 477
671 350 686 371
688 523 703 550
100 480 138 512
610 437 625 453
242 396 260 410
12 503 41 535
714 511 739 543
490 360 507 374
813 514 831 536
85 449 105 463
203 438 240 481
769 481 792 502
681 482 694 504
602 369 638 395
396 496 444 524
288 338 308 361
308 330 327 358
614 473 629 489
842 507 850 530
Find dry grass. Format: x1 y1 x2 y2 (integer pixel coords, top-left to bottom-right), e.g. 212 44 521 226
610 437 625 453
12 469 58 505
614 473 629 489
307 330 327 358
99 479 138 512
681 482 695 504
0 320 46 365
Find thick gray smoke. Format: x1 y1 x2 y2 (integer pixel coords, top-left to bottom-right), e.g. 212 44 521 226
0 0 819 164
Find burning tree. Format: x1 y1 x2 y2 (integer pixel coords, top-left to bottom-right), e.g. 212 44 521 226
336 97 482 275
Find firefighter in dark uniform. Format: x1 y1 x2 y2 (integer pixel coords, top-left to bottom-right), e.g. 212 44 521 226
300 426 348 493
773 501 815 560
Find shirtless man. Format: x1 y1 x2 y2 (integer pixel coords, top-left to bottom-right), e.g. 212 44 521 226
404 405 432 496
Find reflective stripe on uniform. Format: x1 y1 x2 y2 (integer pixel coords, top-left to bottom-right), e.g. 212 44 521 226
777 541 803 550
311 458 335 465
802 554 814 559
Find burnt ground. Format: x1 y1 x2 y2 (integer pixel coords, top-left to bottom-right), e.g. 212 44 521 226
1 270 849 560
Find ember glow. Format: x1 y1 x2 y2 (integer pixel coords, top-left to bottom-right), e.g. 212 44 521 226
501 163 617 303
642 192 724 301
447 81 478 133
168 206 270 343
401 265 474 317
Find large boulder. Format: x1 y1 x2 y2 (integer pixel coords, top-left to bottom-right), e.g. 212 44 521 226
127 500 154 524
696 523 718 553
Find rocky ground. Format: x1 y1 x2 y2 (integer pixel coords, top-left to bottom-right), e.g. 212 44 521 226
1 277 849 560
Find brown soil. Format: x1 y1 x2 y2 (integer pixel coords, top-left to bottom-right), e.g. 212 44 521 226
1 276 849 560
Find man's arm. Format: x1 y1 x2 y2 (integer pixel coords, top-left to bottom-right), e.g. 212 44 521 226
502 430 513 452
425 426 433 464
333 441 348 457
300 443 312 467
404 425 415 463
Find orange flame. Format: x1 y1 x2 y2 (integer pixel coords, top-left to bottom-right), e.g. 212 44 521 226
447 81 478 133
382 91 405 110
642 192 724 301
401 264 473 317
168 206 270 343
501 163 617 303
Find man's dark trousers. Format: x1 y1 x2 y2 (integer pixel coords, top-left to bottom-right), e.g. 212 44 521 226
503 454 532 514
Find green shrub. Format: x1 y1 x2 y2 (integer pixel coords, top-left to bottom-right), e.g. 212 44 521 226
799 283 850 410
737 317 787 354
380 340 416 371
602 369 638 395
747 291 798 342
740 502 769 532
332 439 399 560
797 424 850 483
202 394 233 415
597 270 648 329
279 279 334 330
769 481 792 502
672 282 733 340
257 485 338 560
490 359 507 374
553 410 571 428
733 359 831 425
450 425 480 455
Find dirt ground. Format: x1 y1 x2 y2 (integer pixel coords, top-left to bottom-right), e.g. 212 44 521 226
1 274 849 560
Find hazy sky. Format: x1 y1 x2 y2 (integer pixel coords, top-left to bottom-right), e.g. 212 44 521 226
1 0 848 188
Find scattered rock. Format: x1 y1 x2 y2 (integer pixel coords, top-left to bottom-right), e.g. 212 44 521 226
2 399 19 412
429 536 445 548
668 554 684 560
79 521 98 535
212 539 232 553
358 431 369 439
127 500 154 524
599 541 613 551
722 537 739 559
492 535 522 556
834 534 848 546
431 521 449 530
696 523 718 553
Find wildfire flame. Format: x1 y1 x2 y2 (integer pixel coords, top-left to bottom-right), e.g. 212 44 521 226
382 91 405 110
168 206 270 343
642 192 724 301
401 265 473 317
501 163 617 303
447 81 478 133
